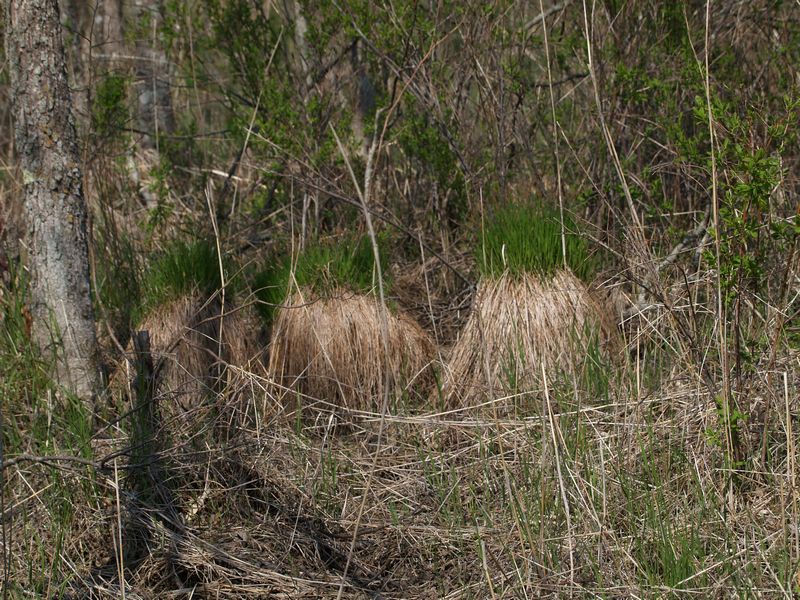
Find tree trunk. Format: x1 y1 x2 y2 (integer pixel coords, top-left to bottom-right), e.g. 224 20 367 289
58 0 93 134
94 0 125 62
131 0 175 150
6 0 101 404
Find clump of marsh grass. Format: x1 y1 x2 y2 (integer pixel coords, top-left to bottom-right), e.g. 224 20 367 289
262 235 434 414
118 294 267 438
134 238 223 326
114 238 265 437
442 270 615 406
477 202 597 280
117 294 218 434
269 290 435 413
252 233 389 324
444 202 614 407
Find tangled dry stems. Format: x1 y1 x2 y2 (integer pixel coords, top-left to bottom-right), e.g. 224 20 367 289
5 275 799 598
13 361 797 599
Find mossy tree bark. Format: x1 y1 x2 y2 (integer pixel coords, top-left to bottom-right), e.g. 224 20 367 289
6 0 101 404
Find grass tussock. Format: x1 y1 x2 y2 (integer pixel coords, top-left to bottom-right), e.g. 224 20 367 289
134 239 223 325
119 294 218 427
479 202 597 281
442 269 615 406
116 294 265 435
268 289 435 413
252 234 389 325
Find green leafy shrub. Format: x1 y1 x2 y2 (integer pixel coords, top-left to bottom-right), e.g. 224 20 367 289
477 202 596 280
92 73 129 138
251 234 390 324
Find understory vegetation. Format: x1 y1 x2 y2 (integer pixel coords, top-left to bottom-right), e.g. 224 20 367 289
0 1 799 597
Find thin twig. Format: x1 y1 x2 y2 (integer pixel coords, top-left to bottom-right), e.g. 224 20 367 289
0 453 100 471
525 1 571 31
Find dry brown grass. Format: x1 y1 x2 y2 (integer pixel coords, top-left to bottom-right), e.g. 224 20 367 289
442 269 617 407
112 294 265 438
268 288 436 413
217 300 267 375
390 260 475 354
10 359 800 599
128 294 218 418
